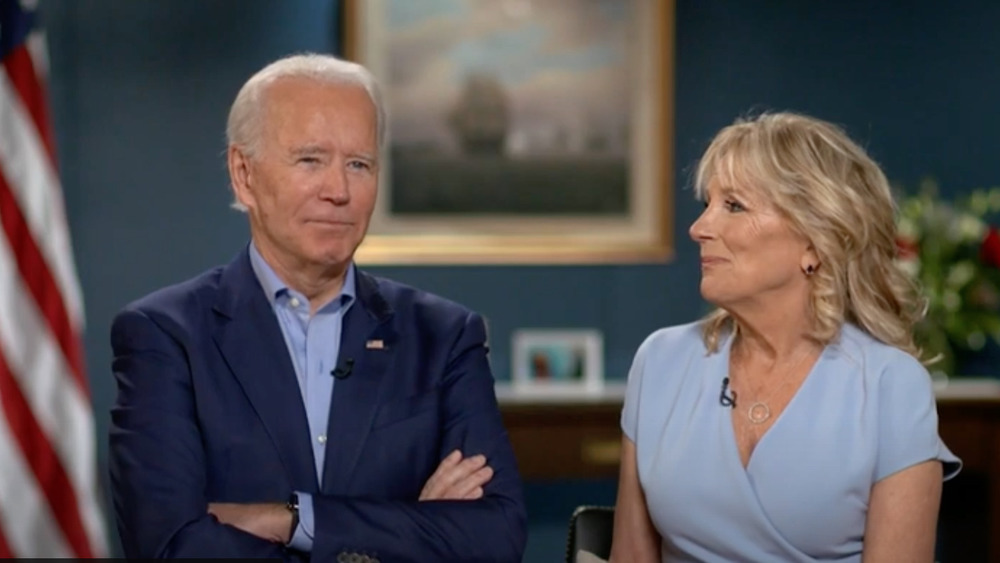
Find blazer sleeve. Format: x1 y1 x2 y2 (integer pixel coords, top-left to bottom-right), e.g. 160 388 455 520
309 311 527 563
109 308 293 560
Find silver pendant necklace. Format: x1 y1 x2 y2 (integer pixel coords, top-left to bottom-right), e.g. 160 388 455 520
730 346 812 425
747 402 772 424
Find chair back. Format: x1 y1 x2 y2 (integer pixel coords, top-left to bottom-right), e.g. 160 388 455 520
565 505 615 563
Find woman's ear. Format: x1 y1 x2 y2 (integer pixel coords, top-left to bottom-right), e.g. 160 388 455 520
801 246 820 276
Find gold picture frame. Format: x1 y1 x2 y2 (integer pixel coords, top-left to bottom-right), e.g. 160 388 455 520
343 0 674 264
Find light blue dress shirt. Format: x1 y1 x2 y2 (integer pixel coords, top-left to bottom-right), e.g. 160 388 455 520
622 322 961 562
248 243 356 552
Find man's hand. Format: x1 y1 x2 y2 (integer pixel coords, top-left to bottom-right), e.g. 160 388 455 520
208 502 292 544
419 450 494 501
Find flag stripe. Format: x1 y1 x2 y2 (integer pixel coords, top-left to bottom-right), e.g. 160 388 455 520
0 229 105 555
0 520 12 558
0 64 84 329
0 350 92 558
0 389 72 557
0 170 87 395
1 44 55 163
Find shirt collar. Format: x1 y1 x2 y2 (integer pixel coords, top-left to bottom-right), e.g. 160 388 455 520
248 241 356 310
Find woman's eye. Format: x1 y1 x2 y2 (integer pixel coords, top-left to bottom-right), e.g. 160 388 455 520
724 199 746 212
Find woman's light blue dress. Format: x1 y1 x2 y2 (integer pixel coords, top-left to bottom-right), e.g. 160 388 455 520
622 322 961 562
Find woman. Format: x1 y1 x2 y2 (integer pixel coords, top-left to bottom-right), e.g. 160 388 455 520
610 112 961 562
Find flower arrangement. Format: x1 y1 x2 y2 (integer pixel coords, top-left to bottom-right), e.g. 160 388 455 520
895 180 1000 377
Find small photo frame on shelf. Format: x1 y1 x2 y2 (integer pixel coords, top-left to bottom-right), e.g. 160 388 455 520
511 329 603 394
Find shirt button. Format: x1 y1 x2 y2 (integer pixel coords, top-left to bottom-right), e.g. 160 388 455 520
289 297 301 308
317 434 327 445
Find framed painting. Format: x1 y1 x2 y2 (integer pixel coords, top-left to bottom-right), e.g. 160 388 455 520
342 0 674 264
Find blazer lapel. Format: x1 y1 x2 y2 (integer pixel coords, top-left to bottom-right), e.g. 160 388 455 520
211 249 319 492
322 270 397 493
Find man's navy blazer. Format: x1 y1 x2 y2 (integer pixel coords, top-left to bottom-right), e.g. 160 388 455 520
109 248 527 562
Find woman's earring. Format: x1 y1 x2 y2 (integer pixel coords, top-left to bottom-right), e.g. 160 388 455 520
805 264 816 276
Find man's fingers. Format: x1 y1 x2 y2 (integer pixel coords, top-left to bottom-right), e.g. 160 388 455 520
420 450 469 500
434 450 464 479
420 450 463 497
443 449 462 465
420 452 491 501
440 454 486 490
433 454 486 492
427 461 492 500
449 465 493 499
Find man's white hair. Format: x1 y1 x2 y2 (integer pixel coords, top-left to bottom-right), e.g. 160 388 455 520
226 52 386 211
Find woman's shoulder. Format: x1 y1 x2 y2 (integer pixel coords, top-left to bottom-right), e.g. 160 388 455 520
631 321 712 370
638 321 707 354
834 324 929 383
623 322 715 422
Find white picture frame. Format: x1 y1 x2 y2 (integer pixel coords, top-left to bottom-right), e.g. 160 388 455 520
511 329 604 395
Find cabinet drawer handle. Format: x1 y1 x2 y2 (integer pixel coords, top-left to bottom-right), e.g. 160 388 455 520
581 439 621 465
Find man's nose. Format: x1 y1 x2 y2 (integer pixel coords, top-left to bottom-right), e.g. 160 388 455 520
320 167 350 204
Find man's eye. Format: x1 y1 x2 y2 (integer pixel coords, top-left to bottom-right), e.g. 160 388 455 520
348 160 371 171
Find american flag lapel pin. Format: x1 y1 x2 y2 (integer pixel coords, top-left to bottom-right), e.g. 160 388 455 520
365 339 385 350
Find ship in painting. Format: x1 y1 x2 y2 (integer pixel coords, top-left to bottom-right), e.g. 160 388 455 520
447 72 510 155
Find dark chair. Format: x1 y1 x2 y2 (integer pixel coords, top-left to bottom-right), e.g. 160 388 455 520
565 505 615 563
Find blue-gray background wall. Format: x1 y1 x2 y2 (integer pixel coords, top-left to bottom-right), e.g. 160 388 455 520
38 0 1000 560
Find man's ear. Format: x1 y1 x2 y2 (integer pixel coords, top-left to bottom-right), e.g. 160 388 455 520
228 145 255 209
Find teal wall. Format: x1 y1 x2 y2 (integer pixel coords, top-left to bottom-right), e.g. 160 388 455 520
39 0 1000 560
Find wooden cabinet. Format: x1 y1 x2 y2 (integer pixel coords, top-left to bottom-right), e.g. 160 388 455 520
936 396 1000 561
501 402 622 480
499 383 1000 561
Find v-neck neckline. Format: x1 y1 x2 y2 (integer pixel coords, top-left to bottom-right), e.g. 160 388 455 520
719 332 828 472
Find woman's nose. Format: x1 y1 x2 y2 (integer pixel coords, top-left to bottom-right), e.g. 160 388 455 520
689 207 713 241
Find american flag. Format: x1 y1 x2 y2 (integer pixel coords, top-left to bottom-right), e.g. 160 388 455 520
0 0 107 557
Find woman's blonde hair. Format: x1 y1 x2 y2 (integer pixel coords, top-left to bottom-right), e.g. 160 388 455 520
694 112 926 360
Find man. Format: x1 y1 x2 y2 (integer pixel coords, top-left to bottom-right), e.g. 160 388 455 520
109 53 526 562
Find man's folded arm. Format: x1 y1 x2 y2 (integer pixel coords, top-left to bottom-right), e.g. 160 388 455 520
310 494 525 562
308 312 527 563
109 308 291 559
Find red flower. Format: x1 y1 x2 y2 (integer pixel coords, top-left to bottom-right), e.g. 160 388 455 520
896 237 919 260
981 227 1000 268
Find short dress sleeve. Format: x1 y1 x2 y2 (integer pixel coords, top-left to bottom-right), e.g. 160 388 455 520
875 353 962 482
621 333 654 443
